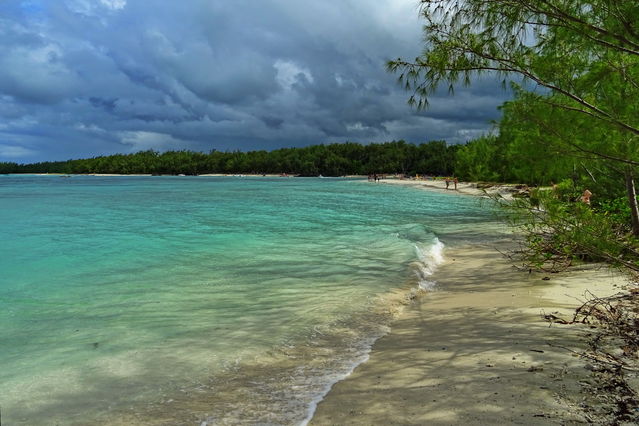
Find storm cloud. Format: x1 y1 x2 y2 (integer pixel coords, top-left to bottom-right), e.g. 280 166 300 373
0 0 511 162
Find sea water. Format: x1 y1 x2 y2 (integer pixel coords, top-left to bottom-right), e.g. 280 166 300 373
0 175 502 425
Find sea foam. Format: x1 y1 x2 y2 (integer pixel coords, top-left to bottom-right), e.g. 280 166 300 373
414 237 445 290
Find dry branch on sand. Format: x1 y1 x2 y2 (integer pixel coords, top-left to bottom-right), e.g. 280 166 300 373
545 290 639 424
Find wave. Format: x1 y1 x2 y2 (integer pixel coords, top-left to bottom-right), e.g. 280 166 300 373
301 238 446 424
413 237 445 290
299 330 385 426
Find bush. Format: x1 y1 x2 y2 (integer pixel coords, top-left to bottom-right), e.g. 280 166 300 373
505 190 639 273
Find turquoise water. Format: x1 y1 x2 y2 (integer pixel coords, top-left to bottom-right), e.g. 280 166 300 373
0 176 500 424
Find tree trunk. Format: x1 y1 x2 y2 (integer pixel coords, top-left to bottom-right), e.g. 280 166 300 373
625 169 639 236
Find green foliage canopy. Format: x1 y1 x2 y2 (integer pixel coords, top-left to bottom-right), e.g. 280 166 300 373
389 0 639 138
0 141 458 177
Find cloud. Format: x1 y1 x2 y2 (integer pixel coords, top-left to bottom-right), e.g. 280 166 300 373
0 0 510 162
118 131 190 151
65 0 126 16
100 0 126 10
0 144 37 159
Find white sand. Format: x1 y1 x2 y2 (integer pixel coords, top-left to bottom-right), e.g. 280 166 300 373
311 188 628 425
378 177 523 199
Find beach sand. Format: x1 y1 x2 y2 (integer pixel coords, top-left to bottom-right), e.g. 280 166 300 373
377 177 523 199
310 193 628 424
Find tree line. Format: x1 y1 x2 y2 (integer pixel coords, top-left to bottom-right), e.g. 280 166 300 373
0 141 458 177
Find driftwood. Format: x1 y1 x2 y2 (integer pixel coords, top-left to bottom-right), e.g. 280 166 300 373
544 290 639 423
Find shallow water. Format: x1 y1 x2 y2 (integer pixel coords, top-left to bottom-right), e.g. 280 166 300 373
0 175 503 424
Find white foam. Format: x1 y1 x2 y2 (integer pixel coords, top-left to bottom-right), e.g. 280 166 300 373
299 330 387 426
413 238 445 290
418 280 438 291
300 239 446 424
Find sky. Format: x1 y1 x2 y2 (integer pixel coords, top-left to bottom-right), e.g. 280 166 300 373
0 0 512 163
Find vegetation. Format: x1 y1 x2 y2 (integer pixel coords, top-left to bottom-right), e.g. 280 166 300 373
3 0 636 420
388 3 639 419
388 0 639 262
0 141 457 177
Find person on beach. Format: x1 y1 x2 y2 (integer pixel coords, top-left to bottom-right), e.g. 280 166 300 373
581 189 592 205
445 178 450 189
453 177 458 190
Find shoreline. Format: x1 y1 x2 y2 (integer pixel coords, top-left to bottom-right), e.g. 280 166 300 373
377 177 527 200
309 183 628 424
310 241 627 424
5 175 626 423
7 173 367 178
5 172 526 200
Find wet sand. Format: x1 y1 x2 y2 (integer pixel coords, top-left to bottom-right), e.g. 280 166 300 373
310 241 627 425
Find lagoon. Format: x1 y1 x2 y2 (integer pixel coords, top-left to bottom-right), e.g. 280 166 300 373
0 175 499 424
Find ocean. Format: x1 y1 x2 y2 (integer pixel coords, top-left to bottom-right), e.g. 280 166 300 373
0 175 502 425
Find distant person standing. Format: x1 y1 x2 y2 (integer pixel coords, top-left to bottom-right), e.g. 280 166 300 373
453 177 458 190
445 178 450 189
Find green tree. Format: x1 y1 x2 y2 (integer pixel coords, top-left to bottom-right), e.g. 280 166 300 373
388 0 639 233
454 136 501 182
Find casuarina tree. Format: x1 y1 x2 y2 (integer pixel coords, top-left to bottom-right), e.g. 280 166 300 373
389 0 639 234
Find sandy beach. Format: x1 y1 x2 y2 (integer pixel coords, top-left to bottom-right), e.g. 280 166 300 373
310 184 629 424
378 177 525 199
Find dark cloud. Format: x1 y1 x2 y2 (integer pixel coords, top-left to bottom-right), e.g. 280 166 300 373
0 0 511 162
